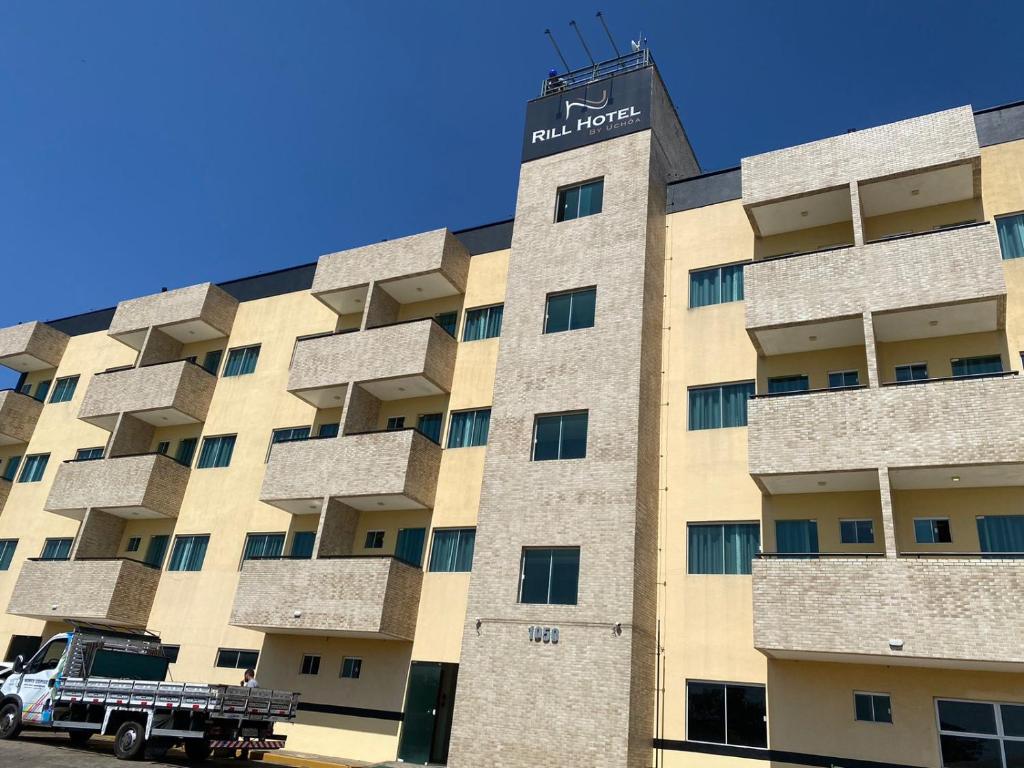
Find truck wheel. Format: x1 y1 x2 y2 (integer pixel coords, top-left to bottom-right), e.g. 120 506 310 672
184 739 212 762
0 702 21 740
113 720 146 760
67 729 92 746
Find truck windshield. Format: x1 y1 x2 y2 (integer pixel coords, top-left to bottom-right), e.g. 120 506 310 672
89 649 169 681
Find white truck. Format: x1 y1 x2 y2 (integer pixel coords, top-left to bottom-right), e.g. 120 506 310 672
0 623 299 761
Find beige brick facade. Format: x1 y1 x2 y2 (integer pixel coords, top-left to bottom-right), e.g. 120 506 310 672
108 282 238 348
0 320 69 372
45 452 190 518
78 359 217 427
0 389 43 444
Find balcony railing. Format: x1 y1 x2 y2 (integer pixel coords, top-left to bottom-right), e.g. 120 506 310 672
539 48 651 96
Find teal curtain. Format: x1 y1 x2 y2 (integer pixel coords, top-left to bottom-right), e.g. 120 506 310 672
577 179 603 217
197 435 236 469
175 438 198 466
997 213 1024 260
428 528 476 572
243 533 285 560
447 409 490 448
18 454 48 483
202 349 223 375
896 364 928 382
290 531 316 559
2 456 21 482
688 524 724 574
144 535 169 567
0 539 16 570
768 375 809 394
416 413 443 443
978 516 1024 554
33 380 51 403
689 268 720 308
722 382 754 427
776 520 818 556
317 422 339 438
689 387 721 430
395 528 426 567
721 264 744 302
434 312 458 337
50 376 78 403
828 370 860 388
463 306 503 341
725 524 760 575
41 538 72 560
952 356 1002 377
168 535 209 571
224 346 260 376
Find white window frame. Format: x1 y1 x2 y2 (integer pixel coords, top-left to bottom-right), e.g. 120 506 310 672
914 517 952 545
894 361 929 382
340 656 362 679
853 690 892 724
827 369 860 389
839 519 875 545
935 697 1024 767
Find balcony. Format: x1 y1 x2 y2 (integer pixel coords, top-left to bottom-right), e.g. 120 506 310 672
0 389 43 444
45 453 190 519
746 223 1005 355
0 321 69 372
107 282 238 351
0 479 10 513
7 558 161 628
261 429 441 514
748 373 1024 492
753 555 1024 670
78 360 217 430
312 228 469 315
230 556 422 640
289 319 457 407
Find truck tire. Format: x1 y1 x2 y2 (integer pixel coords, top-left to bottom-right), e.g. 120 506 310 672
0 702 21 740
184 739 212 762
113 720 146 760
67 729 93 746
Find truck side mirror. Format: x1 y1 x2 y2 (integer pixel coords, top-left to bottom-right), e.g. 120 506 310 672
12 655 24 673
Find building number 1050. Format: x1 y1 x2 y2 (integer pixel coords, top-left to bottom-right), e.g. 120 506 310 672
527 626 560 644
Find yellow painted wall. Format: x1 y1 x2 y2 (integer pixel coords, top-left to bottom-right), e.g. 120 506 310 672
758 345 868 392
755 219 854 260
891 486 1024 553
875 329 1007 383
763 490 884 554
863 197 983 242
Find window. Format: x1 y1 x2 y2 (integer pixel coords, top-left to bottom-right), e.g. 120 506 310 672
840 519 875 545
434 312 458 337
341 657 362 679
544 288 596 333
242 533 285 561
429 528 476 572
74 447 104 461
977 515 1024 554
775 520 819 556
156 441 170 455
168 535 210 571
201 349 223 375
19 382 30 395
49 375 79 403
2 456 22 482
519 547 579 605
828 370 860 389
28 638 67 674
5 635 42 663
300 654 321 676
914 518 952 544
18 453 49 483
268 426 310 460
854 692 892 724
447 408 491 448
144 535 170 568
33 380 51 403
364 530 385 549
688 382 755 430
556 179 603 222
533 411 588 461
386 416 406 431
417 413 443 443
767 375 809 395
687 524 760 575
215 648 259 669
0 539 17 570
125 537 141 553
317 422 339 439
952 355 1003 377
996 212 1024 260
463 305 503 341
162 645 180 664
223 345 261 377
895 363 928 382
689 264 745 308
687 681 767 748
175 437 198 466
396 528 426 567
196 435 236 469
40 538 72 561
290 531 316 559
937 699 1024 768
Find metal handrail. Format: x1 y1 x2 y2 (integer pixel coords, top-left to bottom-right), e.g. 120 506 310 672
541 49 651 96
28 556 161 570
756 552 886 559
881 370 1018 387
63 450 192 468
751 384 866 400
864 219 990 245
343 426 442 446
899 551 1024 558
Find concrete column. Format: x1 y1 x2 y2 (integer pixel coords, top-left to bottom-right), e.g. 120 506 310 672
72 508 125 559
314 497 360 557
340 384 381 435
361 281 400 330
138 327 183 367
107 413 155 457
862 312 880 388
850 181 865 246
878 466 898 558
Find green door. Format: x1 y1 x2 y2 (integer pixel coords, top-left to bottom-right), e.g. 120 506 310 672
398 661 442 763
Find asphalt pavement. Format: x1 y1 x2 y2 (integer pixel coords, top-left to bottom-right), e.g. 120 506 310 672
0 731 266 767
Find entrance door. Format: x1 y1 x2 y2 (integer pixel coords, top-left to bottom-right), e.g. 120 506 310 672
398 661 459 764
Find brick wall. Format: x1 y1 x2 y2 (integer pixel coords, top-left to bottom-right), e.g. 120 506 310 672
45 453 189 518
108 282 238 342
79 360 216 426
0 321 69 369
0 389 43 444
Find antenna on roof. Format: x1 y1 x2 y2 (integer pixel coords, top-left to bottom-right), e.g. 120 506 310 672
631 32 647 52
544 28 571 73
595 12 621 58
569 20 596 67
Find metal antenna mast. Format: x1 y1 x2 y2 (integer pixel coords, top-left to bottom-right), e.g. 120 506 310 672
544 29 571 73
595 11 621 57
568 20 596 67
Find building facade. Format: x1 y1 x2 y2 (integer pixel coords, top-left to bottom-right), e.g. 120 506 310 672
1 52 1024 768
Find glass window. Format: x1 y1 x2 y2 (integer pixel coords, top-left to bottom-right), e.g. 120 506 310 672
396 528 426 567
18 453 49 483
201 349 223 375
242 533 285 561
767 375 809 395
156 441 170 455
168 535 210 572
544 288 596 334
416 413 443 444
223 345 261 377
268 426 310 460
386 416 406 431
196 435 236 469
688 382 755 430
519 547 579 605
0 539 17 570
74 447 104 461
317 422 339 439
828 370 860 389
775 520 819 556
125 537 141 553
300 654 320 676
215 648 259 669
447 408 491 448
144 535 170 568
40 538 72 561
49 376 79 403
161 645 180 664
997 212 1024 260
19 383 30 395
556 179 603 222
840 519 875 545
533 411 588 461
463 305 504 341
175 437 198 466
914 518 952 544
688 524 760 575
689 264 745 308
2 456 21 482
854 692 892 723
977 515 1024 554
687 681 767 748
434 312 458 337
33 380 51 403
290 531 316 559
934 698 1024 768
952 355 1003 377
428 528 476 573
895 363 928 382
364 530 384 549
341 657 362 679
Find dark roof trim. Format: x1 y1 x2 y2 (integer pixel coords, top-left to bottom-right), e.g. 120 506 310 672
666 166 742 213
975 100 1024 147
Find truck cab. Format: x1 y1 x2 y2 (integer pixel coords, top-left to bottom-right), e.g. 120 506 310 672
0 631 70 729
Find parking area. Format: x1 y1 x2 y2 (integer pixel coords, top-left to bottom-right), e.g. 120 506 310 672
0 732 266 767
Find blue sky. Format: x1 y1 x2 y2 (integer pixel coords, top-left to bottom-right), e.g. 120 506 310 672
1 0 1022 339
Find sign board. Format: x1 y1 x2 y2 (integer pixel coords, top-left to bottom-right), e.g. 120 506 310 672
521 67 653 162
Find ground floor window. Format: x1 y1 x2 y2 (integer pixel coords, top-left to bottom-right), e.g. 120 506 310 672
937 698 1024 767
686 680 767 748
